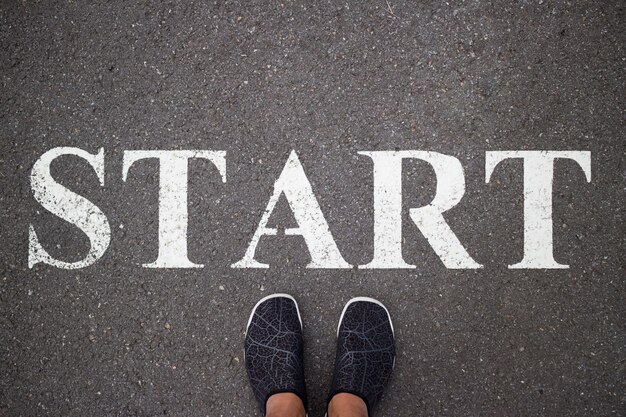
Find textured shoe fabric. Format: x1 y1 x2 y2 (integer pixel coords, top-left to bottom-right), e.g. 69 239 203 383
328 297 395 416
244 294 307 416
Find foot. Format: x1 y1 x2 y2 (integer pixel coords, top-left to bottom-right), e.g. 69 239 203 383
328 297 395 416
244 294 307 416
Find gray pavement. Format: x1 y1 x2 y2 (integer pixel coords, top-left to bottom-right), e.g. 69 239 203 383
1 1 624 416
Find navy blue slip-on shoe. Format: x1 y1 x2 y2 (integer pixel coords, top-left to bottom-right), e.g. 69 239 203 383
327 297 395 416
244 294 307 416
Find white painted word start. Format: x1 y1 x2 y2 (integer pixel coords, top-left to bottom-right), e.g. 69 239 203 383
29 148 591 270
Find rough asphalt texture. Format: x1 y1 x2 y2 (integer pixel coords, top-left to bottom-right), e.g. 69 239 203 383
1 1 624 416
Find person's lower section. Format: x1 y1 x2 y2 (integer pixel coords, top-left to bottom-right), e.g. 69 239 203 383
244 294 395 417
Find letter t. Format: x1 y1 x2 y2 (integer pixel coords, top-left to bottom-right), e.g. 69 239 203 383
485 151 591 269
123 150 226 268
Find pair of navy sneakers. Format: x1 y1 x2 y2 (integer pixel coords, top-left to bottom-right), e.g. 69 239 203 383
244 294 396 416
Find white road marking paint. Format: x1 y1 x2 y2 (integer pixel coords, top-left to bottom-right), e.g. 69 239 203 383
29 147 110 269
360 151 481 269
28 148 592 269
486 151 591 269
122 150 226 268
232 150 351 269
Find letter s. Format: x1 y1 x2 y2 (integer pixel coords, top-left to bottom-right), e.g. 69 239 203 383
29 147 110 269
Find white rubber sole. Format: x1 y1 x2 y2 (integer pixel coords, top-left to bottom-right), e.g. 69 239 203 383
337 296 395 337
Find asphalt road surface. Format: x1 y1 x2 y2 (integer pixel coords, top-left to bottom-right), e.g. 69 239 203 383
1 1 624 416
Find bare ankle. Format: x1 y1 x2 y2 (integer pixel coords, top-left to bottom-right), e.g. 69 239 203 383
328 393 368 417
266 392 306 417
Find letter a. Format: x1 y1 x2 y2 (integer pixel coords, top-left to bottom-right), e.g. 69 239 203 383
232 150 350 269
